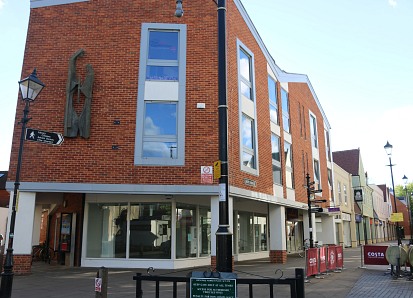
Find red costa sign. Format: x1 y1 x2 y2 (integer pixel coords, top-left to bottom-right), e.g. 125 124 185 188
363 245 389 265
336 246 343 268
328 246 336 270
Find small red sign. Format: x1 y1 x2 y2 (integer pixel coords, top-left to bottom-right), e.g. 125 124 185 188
328 245 336 270
319 246 327 273
364 245 389 265
336 246 343 268
306 248 319 277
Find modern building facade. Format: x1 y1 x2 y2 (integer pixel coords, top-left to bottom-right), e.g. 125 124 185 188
5 0 333 273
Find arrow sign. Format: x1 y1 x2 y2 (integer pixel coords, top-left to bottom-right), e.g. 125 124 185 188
311 199 327 203
310 207 323 213
25 128 64 146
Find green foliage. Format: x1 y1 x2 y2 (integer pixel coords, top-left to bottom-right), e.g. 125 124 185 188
395 182 413 198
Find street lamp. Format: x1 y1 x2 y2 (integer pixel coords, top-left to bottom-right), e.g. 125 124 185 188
402 175 413 243
384 141 401 246
174 0 232 272
0 69 45 298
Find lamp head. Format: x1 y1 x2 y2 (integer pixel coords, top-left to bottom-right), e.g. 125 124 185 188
384 141 393 156
403 175 408 185
175 0 183 17
18 68 45 102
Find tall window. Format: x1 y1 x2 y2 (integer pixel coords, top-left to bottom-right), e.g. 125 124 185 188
313 159 320 183
268 76 278 124
343 184 348 204
135 24 187 165
337 182 342 204
284 141 294 188
242 114 256 169
271 134 282 185
325 130 331 161
239 49 253 100
310 114 318 148
281 88 290 133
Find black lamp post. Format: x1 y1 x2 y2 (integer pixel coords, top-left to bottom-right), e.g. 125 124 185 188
0 69 45 298
175 0 232 272
384 141 402 246
402 175 413 243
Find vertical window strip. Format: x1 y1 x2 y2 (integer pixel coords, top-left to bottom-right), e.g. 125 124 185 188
242 114 256 169
281 88 290 133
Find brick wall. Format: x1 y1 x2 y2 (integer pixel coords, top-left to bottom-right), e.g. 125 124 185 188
9 0 330 211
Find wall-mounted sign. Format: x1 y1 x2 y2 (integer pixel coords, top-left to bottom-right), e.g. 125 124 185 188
390 212 404 222
201 166 213 184
244 178 256 187
354 189 363 202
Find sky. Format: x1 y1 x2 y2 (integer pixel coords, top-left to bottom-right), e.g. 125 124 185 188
1 0 412 188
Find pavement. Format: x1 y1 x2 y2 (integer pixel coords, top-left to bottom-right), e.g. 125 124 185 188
5 241 413 297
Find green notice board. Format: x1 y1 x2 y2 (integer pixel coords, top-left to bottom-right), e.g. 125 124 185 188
190 278 236 298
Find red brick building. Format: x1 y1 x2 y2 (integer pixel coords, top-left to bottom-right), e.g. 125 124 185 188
5 0 333 273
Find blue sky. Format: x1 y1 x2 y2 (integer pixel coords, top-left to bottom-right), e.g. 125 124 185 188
1 0 412 187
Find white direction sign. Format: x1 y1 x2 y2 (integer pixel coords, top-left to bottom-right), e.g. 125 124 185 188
25 128 64 146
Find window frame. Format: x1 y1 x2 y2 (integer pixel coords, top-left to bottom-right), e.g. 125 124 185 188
284 141 294 189
135 23 187 166
241 114 256 170
310 114 318 149
268 76 278 125
271 133 282 185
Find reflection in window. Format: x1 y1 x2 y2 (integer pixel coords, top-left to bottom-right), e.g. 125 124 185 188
129 203 172 259
281 88 290 133
86 203 172 259
143 142 177 158
176 203 197 258
284 141 294 188
310 114 318 148
148 31 178 60
242 114 256 169
238 212 253 253
239 48 253 100
86 203 128 258
254 215 267 252
144 103 177 136
271 133 282 185
268 76 278 124
199 208 211 257
146 66 178 81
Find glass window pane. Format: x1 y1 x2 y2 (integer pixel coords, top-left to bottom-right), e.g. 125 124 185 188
242 115 253 149
176 204 197 258
199 208 211 257
239 49 251 81
148 31 178 60
238 212 253 253
242 152 255 168
143 141 177 158
271 134 280 162
146 66 178 81
272 164 282 185
270 105 278 124
284 142 292 167
144 103 177 136
129 203 172 259
86 203 128 258
254 215 267 252
240 81 251 99
281 89 289 112
268 76 277 105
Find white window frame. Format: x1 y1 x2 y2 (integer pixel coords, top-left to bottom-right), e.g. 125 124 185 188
135 23 187 166
237 41 258 175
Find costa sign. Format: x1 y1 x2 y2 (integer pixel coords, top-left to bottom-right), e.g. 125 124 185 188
363 245 389 265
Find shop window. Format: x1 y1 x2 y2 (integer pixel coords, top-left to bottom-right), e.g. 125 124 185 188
176 203 197 258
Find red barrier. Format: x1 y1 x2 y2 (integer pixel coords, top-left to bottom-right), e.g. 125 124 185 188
328 245 336 270
363 245 389 265
318 246 327 273
336 245 343 269
306 248 319 277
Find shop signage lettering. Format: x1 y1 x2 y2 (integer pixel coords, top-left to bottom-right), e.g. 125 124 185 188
363 245 389 265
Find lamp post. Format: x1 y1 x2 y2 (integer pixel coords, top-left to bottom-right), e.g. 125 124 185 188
384 141 401 246
174 0 232 272
402 175 413 243
0 69 45 298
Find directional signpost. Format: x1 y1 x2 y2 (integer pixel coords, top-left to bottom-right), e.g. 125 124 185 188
25 128 64 146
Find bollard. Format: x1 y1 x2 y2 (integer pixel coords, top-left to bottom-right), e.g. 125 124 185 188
295 268 305 298
134 273 143 298
95 266 108 298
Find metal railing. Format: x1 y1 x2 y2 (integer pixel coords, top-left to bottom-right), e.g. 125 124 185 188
133 268 305 298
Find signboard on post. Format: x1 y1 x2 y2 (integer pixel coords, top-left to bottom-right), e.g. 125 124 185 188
201 166 213 184
25 128 64 145
390 213 404 222
190 278 236 298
